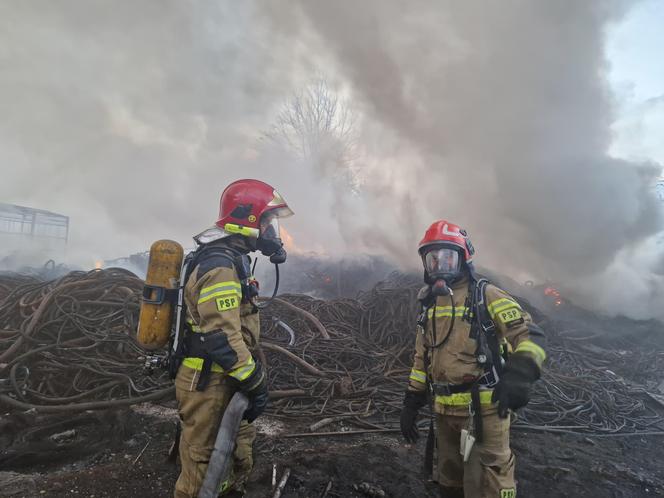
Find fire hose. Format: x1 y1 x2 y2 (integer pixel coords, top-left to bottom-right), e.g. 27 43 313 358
198 392 250 498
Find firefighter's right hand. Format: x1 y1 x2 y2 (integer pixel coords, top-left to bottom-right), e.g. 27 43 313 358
492 353 540 418
238 360 269 423
400 390 427 443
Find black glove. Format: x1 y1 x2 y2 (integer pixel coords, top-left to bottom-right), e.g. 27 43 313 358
236 360 269 423
400 390 427 443
492 353 540 418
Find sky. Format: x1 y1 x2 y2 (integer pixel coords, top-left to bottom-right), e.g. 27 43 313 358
608 0 664 166
0 1 663 319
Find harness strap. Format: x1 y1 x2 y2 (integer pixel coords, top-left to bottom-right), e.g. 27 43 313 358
471 383 484 443
197 357 213 391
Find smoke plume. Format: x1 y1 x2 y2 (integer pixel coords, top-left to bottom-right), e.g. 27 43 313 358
1 1 662 318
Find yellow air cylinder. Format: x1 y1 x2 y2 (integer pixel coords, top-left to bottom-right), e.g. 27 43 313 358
137 239 184 349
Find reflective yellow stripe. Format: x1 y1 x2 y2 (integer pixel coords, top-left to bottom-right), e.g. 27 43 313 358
409 369 427 384
487 298 521 316
200 281 242 295
228 357 256 381
435 390 494 406
198 289 241 305
198 284 242 304
515 339 546 365
186 319 202 332
427 306 469 318
182 357 255 376
198 281 242 305
182 357 225 372
199 281 241 297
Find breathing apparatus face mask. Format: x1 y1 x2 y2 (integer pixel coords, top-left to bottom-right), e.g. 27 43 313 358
256 212 287 264
422 247 464 295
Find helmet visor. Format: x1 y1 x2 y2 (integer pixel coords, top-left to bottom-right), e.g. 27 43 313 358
424 248 460 276
260 212 281 241
267 189 294 217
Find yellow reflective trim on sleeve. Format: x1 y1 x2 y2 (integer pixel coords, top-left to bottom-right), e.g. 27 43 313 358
409 369 427 384
182 357 225 373
515 339 547 364
200 281 242 294
487 298 522 317
198 287 242 305
435 390 494 406
199 281 241 297
228 357 256 381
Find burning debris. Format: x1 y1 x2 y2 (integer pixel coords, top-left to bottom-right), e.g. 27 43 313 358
543 286 563 307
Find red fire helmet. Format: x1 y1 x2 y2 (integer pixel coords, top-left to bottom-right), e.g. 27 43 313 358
418 220 475 263
215 179 293 233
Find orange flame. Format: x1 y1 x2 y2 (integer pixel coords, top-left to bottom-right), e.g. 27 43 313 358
280 226 299 253
94 260 103 269
544 286 563 306
544 287 560 298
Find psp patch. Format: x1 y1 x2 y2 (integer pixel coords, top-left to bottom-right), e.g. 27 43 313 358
215 295 239 312
500 489 516 498
497 307 522 325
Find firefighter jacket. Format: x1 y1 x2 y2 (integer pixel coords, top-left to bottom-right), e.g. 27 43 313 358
407 277 546 415
180 244 260 383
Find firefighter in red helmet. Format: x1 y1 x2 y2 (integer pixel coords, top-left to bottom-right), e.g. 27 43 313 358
400 220 546 498
173 179 293 498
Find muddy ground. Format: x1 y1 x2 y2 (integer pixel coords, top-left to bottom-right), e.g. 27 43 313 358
1 400 663 498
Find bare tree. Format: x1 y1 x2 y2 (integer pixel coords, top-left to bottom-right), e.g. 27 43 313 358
264 78 359 186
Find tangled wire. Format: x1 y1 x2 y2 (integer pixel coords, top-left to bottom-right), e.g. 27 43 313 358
261 273 664 435
1 269 662 436
519 321 664 435
0 269 172 412
261 275 420 425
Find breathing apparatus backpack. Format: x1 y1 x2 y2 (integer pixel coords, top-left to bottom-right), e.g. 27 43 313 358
136 240 234 365
137 240 184 349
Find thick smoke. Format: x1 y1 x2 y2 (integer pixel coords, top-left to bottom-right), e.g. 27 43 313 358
0 1 320 262
267 1 664 317
1 1 662 318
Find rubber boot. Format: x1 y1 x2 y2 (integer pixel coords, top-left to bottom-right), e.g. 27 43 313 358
440 486 464 498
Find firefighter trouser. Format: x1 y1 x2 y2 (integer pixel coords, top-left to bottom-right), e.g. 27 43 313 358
435 410 516 498
174 365 256 498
